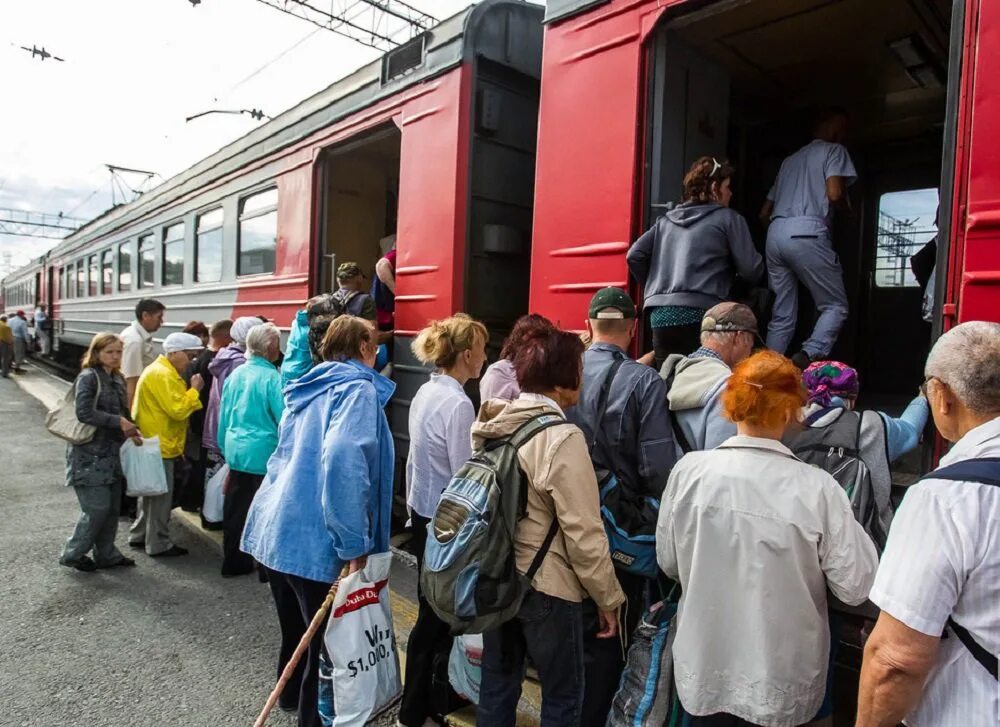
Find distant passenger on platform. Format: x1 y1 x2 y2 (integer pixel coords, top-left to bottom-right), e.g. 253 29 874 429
656 350 878 726
242 316 395 727
857 322 1000 727
34 304 50 356
627 157 764 369
400 314 489 727
760 108 857 369
479 313 555 403
217 323 284 578
181 319 232 517
9 310 31 374
59 333 139 572
182 320 210 348
280 294 343 387
128 332 205 558
120 299 166 408
566 287 674 726
0 315 13 377
660 303 759 457
202 316 260 477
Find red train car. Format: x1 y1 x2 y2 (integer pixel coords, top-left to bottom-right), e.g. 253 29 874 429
528 0 1000 418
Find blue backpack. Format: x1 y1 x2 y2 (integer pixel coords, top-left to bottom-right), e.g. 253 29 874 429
591 353 661 579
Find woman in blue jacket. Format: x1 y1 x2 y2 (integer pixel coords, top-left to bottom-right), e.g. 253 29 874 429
242 315 395 727
217 322 284 577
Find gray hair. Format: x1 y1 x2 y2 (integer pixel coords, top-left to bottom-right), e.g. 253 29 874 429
700 330 741 346
246 322 280 358
925 321 1000 413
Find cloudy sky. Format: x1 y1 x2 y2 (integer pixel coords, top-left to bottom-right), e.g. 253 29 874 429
0 0 477 268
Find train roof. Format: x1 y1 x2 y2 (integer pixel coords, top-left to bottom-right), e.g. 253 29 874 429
544 0 610 24
40 0 540 264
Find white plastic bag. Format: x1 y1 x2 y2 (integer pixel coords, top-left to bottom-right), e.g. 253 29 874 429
448 634 483 704
202 464 229 524
121 437 168 497
324 552 401 726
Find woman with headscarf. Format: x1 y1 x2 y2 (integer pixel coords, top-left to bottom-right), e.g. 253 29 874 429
202 316 261 476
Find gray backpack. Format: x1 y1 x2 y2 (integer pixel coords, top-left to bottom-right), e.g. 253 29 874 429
420 413 569 634
791 407 887 550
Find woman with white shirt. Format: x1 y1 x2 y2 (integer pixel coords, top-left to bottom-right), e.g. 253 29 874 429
656 350 879 727
399 313 488 727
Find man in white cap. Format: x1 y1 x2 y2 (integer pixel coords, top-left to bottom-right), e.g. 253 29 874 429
128 332 205 557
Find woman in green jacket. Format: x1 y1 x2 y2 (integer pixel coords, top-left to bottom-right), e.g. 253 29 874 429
217 322 284 577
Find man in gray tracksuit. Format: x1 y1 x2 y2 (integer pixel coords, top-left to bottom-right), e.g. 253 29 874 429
660 302 758 457
760 108 857 368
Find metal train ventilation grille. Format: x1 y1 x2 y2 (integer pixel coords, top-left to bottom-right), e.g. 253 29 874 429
382 34 426 84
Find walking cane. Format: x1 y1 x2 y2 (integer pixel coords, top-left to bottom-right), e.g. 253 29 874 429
253 577 342 727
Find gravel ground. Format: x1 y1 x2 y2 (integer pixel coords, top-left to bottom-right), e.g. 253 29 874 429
0 376 415 727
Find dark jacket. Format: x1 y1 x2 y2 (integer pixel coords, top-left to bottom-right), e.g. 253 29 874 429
627 203 764 310
186 347 218 437
566 342 675 498
67 367 130 488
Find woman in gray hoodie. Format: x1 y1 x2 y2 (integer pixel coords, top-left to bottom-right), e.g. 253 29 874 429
627 157 764 368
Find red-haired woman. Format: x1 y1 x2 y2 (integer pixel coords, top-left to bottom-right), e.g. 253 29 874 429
627 157 764 368
655 350 878 726
475 327 624 727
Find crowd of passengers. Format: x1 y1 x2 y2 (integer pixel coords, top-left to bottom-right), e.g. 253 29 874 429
49 118 997 727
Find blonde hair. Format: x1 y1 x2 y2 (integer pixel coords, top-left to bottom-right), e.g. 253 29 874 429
412 314 489 369
81 332 124 370
321 315 375 362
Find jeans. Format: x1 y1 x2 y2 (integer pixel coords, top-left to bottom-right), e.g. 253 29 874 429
60 478 125 566
479 589 585 727
399 513 454 726
765 226 848 358
264 567 333 727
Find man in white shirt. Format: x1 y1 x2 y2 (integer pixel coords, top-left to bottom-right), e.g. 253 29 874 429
858 321 1000 726
34 305 49 355
120 298 165 408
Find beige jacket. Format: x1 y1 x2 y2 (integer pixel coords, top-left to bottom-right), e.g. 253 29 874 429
472 397 625 611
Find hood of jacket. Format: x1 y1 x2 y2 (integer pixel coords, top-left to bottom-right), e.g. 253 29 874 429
665 201 725 228
209 344 246 378
471 398 557 449
661 352 732 411
284 358 395 414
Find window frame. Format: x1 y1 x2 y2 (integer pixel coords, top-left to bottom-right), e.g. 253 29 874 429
118 241 133 293
195 207 225 283
138 232 156 289
101 249 114 296
874 188 940 290
88 254 98 297
161 221 186 287
237 187 279 277
76 260 85 298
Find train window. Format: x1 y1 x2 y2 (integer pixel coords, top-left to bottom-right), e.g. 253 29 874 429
875 189 939 288
162 222 185 286
101 250 114 295
196 208 224 283
76 260 85 298
238 188 278 276
119 243 132 292
139 234 155 288
88 255 98 297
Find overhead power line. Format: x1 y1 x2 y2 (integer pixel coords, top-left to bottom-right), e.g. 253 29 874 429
0 208 87 240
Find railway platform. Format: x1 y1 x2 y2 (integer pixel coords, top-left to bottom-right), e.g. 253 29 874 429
2 361 539 726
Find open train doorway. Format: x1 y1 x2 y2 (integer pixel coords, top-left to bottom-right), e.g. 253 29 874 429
315 124 401 301
644 0 952 448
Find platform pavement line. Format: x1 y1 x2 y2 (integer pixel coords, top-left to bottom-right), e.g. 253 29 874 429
16 366 542 725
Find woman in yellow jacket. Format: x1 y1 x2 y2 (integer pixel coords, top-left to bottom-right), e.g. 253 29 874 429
128 332 205 557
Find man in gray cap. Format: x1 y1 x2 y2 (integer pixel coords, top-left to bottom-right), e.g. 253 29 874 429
567 286 674 726
660 301 758 457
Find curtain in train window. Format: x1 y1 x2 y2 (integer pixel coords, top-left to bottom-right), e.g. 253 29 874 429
238 188 278 276
139 234 155 288
162 222 185 286
196 208 224 283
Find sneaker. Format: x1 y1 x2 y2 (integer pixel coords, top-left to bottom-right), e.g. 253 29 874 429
98 556 136 569
60 556 97 572
791 350 813 370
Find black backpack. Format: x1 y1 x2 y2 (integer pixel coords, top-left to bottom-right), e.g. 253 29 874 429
920 457 1000 681
420 413 569 634
790 407 887 550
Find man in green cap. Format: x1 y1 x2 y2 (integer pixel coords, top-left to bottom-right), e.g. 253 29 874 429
566 286 675 726
332 261 377 322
